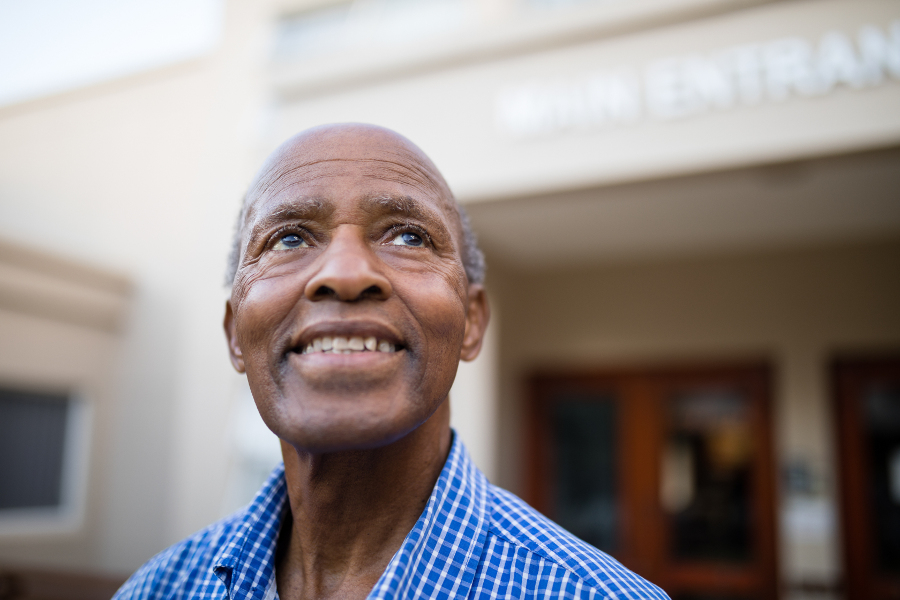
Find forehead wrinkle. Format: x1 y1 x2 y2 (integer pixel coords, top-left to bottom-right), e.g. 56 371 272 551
359 156 447 194
357 157 459 221
253 146 451 202
251 160 340 203
358 167 441 203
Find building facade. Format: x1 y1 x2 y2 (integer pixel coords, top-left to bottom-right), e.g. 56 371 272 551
0 0 899 598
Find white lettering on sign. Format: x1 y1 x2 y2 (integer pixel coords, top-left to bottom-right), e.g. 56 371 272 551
495 21 900 137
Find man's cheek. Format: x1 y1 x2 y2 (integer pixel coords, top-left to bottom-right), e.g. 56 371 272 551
413 263 468 309
399 280 467 344
419 296 468 354
431 259 469 299
236 288 296 366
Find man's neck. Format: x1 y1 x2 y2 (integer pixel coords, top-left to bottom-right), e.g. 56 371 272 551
275 402 452 600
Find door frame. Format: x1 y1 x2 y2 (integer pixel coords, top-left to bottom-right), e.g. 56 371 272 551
833 355 900 600
526 361 778 599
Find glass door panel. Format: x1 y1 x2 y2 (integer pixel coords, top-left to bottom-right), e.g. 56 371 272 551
835 357 900 600
550 394 619 553
864 384 900 574
664 390 754 564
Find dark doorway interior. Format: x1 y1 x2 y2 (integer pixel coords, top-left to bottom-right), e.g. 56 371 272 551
527 363 778 600
834 356 900 600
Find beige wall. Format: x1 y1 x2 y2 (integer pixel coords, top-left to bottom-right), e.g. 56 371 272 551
0 60 216 570
0 0 271 572
489 237 900 586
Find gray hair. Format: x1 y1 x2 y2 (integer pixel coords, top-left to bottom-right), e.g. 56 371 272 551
457 202 486 285
225 197 485 287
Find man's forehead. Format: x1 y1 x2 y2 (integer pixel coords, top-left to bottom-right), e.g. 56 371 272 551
279 123 432 163
254 125 449 195
244 124 458 226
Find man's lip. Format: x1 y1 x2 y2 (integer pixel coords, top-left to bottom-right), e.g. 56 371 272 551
289 319 405 352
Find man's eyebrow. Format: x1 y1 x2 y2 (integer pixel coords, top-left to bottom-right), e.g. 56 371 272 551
362 194 448 227
246 197 331 240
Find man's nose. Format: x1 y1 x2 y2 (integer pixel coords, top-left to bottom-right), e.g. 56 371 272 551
304 226 392 301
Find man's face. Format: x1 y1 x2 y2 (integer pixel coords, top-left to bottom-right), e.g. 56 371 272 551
225 125 487 453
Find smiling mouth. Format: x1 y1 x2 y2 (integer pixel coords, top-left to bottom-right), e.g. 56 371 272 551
298 336 402 355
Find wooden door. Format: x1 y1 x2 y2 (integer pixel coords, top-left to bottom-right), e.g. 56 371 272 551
527 363 778 600
834 356 900 600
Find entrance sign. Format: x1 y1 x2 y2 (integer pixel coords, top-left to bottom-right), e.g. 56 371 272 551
496 21 900 138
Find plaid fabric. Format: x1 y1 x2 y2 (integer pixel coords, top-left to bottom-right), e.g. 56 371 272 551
115 434 669 600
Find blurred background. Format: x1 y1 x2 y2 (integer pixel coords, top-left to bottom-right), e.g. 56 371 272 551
0 0 899 598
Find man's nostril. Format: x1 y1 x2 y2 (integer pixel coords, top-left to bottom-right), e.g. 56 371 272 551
314 285 336 298
310 284 384 301
361 285 382 298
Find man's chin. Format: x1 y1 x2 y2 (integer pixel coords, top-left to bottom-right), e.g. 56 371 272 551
260 383 423 454
277 416 419 455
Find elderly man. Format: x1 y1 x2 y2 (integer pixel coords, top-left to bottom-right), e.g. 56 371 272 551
115 124 668 600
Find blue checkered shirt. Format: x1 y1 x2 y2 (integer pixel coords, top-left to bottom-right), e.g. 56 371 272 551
115 434 668 600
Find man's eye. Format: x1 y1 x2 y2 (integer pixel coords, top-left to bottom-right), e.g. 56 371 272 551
390 231 424 247
273 233 308 250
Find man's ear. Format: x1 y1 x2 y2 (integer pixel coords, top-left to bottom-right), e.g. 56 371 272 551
460 284 490 362
223 300 246 373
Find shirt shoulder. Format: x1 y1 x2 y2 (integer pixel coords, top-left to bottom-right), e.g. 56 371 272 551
483 485 670 600
113 512 242 600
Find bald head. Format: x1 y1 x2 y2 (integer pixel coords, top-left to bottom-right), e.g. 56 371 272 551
226 123 484 286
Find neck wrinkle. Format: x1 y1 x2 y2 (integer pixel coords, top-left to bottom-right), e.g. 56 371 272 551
275 401 452 600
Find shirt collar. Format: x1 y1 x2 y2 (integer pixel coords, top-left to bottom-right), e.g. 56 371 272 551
213 463 289 600
212 432 490 600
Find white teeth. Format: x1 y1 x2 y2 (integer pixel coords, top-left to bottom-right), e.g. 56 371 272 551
300 336 400 354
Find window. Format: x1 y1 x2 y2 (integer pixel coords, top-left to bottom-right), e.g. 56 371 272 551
0 386 90 534
272 0 620 62
274 0 471 61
